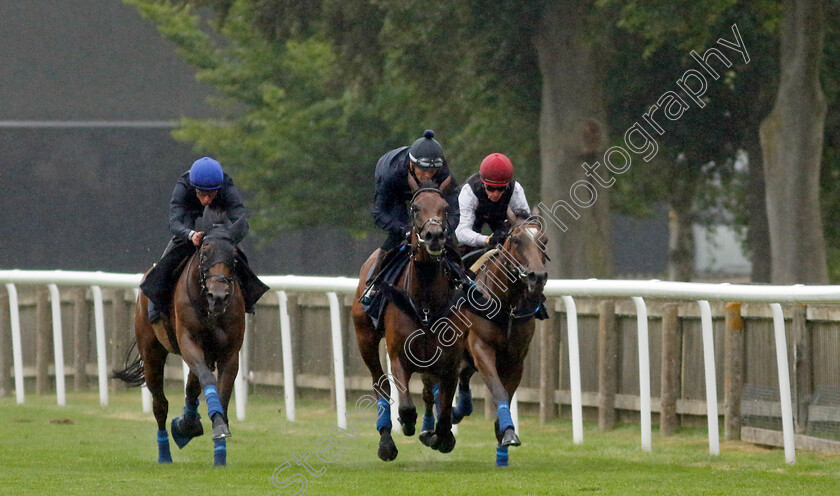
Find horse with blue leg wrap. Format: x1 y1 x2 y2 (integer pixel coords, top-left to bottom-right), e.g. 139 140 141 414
451 216 549 466
352 179 467 461
113 206 267 466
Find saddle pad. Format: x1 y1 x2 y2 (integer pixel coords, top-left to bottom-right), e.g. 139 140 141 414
470 248 499 274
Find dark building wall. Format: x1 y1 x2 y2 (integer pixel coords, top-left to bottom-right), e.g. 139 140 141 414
0 0 214 120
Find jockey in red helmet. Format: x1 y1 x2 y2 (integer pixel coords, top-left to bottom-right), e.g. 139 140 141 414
456 153 531 252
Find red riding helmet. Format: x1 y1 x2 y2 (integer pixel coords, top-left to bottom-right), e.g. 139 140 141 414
479 153 514 187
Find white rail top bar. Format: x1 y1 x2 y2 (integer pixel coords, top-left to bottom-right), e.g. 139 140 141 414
3 271 840 303
0 271 359 294
544 279 840 303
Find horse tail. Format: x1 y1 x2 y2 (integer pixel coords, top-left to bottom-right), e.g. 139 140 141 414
111 341 145 387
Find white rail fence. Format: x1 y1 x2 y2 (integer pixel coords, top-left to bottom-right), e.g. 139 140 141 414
4 270 840 464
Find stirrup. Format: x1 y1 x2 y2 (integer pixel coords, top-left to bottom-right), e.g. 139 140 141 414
360 284 378 305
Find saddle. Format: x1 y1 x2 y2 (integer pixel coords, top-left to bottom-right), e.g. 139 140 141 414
361 246 411 331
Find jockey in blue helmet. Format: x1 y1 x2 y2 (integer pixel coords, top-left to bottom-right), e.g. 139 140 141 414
141 157 268 322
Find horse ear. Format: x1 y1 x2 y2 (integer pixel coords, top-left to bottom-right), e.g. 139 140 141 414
229 214 249 245
439 176 454 196
196 205 213 231
408 173 420 192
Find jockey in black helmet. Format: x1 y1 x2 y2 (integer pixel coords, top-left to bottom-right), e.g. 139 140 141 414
361 129 462 304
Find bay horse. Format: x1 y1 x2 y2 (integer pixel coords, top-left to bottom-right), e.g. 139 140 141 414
113 206 248 466
351 180 466 461
448 216 548 467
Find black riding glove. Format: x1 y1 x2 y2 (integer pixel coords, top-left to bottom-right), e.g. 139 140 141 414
488 230 507 246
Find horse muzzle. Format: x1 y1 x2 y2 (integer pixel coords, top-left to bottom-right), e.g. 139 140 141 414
526 270 548 294
205 289 231 316
420 229 446 257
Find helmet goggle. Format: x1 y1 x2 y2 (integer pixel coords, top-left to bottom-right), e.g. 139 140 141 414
410 153 444 170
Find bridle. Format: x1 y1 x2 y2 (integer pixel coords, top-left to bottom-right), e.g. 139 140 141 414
197 234 238 313
410 187 448 254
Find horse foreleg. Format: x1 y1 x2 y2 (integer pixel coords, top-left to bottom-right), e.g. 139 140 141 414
171 371 204 449
388 359 417 438
179 336 230 441
469 335 519 447
211 352 239 467
418 376 436 446
429 374 457 453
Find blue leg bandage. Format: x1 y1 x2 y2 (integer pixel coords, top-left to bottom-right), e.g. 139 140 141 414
157 429 172 464
422 412 435 432
213 438 227 467
432 383 441 419
497 401 513 433
204 385 224 418
376 399 392 432
496 444 509 467
454 389 473 418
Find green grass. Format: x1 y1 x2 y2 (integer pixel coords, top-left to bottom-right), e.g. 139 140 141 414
2 389 840 496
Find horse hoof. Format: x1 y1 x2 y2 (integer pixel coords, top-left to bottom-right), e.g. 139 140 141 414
501 428 521 447
378 432 398 461
171 416 204 449
430 431 456 453
418 430 434 447
398 407 417 437
212 423 231 440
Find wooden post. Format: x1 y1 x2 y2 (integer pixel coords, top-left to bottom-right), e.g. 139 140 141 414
73 288 90 392
0 293 10 396
35 289 51 395
110 290 130 392
598 300 617 431
724 302 743 440
539 300 557 423
792 304 811 434
660 303 680 436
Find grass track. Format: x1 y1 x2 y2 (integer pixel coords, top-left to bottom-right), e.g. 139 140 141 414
2 389 840 495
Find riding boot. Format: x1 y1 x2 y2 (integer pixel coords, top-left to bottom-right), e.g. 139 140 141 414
148 299 162 323
360 248 392 305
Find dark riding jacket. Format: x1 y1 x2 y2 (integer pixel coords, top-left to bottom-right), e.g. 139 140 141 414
371 146 460 237
169 171 248 243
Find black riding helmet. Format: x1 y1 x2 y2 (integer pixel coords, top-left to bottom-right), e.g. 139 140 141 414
408 129 446 170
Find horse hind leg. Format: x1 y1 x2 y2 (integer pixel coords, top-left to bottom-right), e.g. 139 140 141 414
452 361 476 424
171 371 204 449
354 311 398 461
142 341 171 464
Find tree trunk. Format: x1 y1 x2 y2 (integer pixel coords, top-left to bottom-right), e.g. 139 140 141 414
759 0 828 284
667 162 697 281
534 1 612 278
745 136 772 283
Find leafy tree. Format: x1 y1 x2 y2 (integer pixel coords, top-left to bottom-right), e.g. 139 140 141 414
128 0 615 278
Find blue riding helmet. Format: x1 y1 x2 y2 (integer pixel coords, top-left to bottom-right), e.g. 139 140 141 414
189 157 224 190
